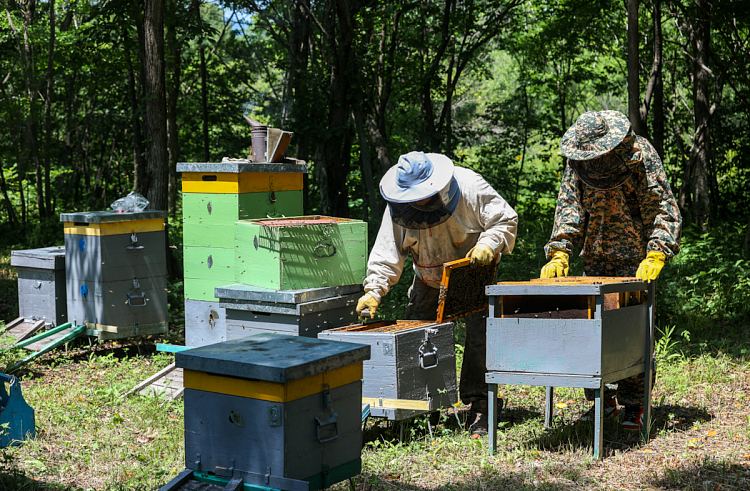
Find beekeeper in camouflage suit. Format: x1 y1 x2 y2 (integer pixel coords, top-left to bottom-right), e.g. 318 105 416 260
541 110 682 429
356 151 518 435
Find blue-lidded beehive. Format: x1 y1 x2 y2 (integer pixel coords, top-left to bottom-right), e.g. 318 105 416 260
60 210 168 339
174 333 370 490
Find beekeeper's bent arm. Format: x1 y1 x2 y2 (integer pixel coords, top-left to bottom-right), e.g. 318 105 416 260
363 207 409 302
544 163 586 258
466 170 518 255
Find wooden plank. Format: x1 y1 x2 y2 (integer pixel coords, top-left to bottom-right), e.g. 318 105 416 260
181 172 303 194
24 323 73 351
125 363 176 396
361 397 430 411
1 319 44 344
5 317 24 330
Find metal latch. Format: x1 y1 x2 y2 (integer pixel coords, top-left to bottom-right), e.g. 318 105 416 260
419 328 439 369
127 278 146 307
127 232 144 250
315 384 339 442
268 406 282 427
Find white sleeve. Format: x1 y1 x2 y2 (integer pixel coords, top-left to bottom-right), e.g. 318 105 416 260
472 174 519 255
362 207 408 302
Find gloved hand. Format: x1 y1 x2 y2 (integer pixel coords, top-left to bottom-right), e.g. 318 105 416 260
636 251 666 282
540 250 569 278
356 292 379 319
466 243 494 268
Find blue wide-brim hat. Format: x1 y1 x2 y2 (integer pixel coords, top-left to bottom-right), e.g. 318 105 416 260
380 152 455 203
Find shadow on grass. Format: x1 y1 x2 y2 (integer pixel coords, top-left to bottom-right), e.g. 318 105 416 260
648 458 750 489
526 403 713 457
0 461 71 491
0 277 19 325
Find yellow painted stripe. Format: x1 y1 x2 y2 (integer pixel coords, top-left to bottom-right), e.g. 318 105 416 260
63 219 165 236
362 397 430 411
182 172 303 194
239 173 302 193
184 362 363 402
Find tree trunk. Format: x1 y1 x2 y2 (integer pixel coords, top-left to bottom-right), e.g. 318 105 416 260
690 0 711 230
651 0 665 158
0 78 20 228
43 0 55 217
166 0 181 218
353 108 380 221
627 0 646 136
142 0 169 210
200 44 209 162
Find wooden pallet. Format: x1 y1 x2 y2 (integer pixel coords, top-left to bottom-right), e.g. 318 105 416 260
129 363 184 400
1 317 45 345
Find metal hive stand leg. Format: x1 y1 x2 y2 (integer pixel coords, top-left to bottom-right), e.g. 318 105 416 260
488 383 498 455
544 386 554 428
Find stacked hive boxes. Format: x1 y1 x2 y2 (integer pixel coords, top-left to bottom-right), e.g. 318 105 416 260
177 161 306 347
60 210 168 339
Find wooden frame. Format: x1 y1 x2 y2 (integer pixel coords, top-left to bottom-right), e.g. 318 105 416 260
437 255 499 323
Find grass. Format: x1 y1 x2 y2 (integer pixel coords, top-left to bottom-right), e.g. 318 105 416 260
0 332 748 491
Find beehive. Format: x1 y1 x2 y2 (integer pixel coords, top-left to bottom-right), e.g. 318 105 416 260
484 277 654 459
319 320 458 420
213 283 361 346
178 161 307 303
11 246 67 326
60 210 168 339
175 333 370 490
234 216 368 290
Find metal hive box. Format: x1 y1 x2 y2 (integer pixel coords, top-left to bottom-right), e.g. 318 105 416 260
235 216 368 290
213 284 361 346
178 161 307 303
319 320 458 420
11 246 67 326
175 333 370 490
60 210 168 339
484 277 649 379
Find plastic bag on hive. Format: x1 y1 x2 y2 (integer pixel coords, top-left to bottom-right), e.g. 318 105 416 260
110 191 149 213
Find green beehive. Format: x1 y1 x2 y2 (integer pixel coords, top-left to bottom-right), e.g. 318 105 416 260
178 161 306 303
235 216 368 290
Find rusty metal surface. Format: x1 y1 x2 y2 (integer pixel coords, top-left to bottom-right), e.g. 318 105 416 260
326 320 435 333
252 216 352 227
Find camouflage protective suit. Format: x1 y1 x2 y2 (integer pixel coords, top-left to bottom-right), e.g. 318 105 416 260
545 125 682 406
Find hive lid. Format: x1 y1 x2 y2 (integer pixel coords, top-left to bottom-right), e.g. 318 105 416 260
215 283 361 304
175 333 370 383
59 210 167 223
176 160 308 174
10 246 66 270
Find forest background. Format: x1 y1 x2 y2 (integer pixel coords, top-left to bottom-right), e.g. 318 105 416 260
1 0 749 338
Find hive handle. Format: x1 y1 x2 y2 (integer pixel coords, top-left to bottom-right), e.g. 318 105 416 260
315 412 339 443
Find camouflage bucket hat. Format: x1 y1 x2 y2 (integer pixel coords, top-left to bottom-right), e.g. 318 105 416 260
560 110 631 160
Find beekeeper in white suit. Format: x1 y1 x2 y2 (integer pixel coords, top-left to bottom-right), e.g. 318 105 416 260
356 151 518 435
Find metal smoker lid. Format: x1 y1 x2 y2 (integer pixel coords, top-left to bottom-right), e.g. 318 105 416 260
175 333 371 383
59 210 168 223
176 161 308 174
10 246 66 270
215 283 361 305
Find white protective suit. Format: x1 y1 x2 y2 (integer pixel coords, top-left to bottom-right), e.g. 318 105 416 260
364 167 518 300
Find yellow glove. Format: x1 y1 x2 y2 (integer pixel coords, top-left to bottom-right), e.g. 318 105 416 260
636 251 666 282
466 243 494 268
356 292 379 319
540 250 569 278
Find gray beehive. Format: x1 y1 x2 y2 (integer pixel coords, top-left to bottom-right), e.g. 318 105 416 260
11 246 67 326
60 210 169 339
175 333 370 490
319 320 458 420
212 283 360 345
